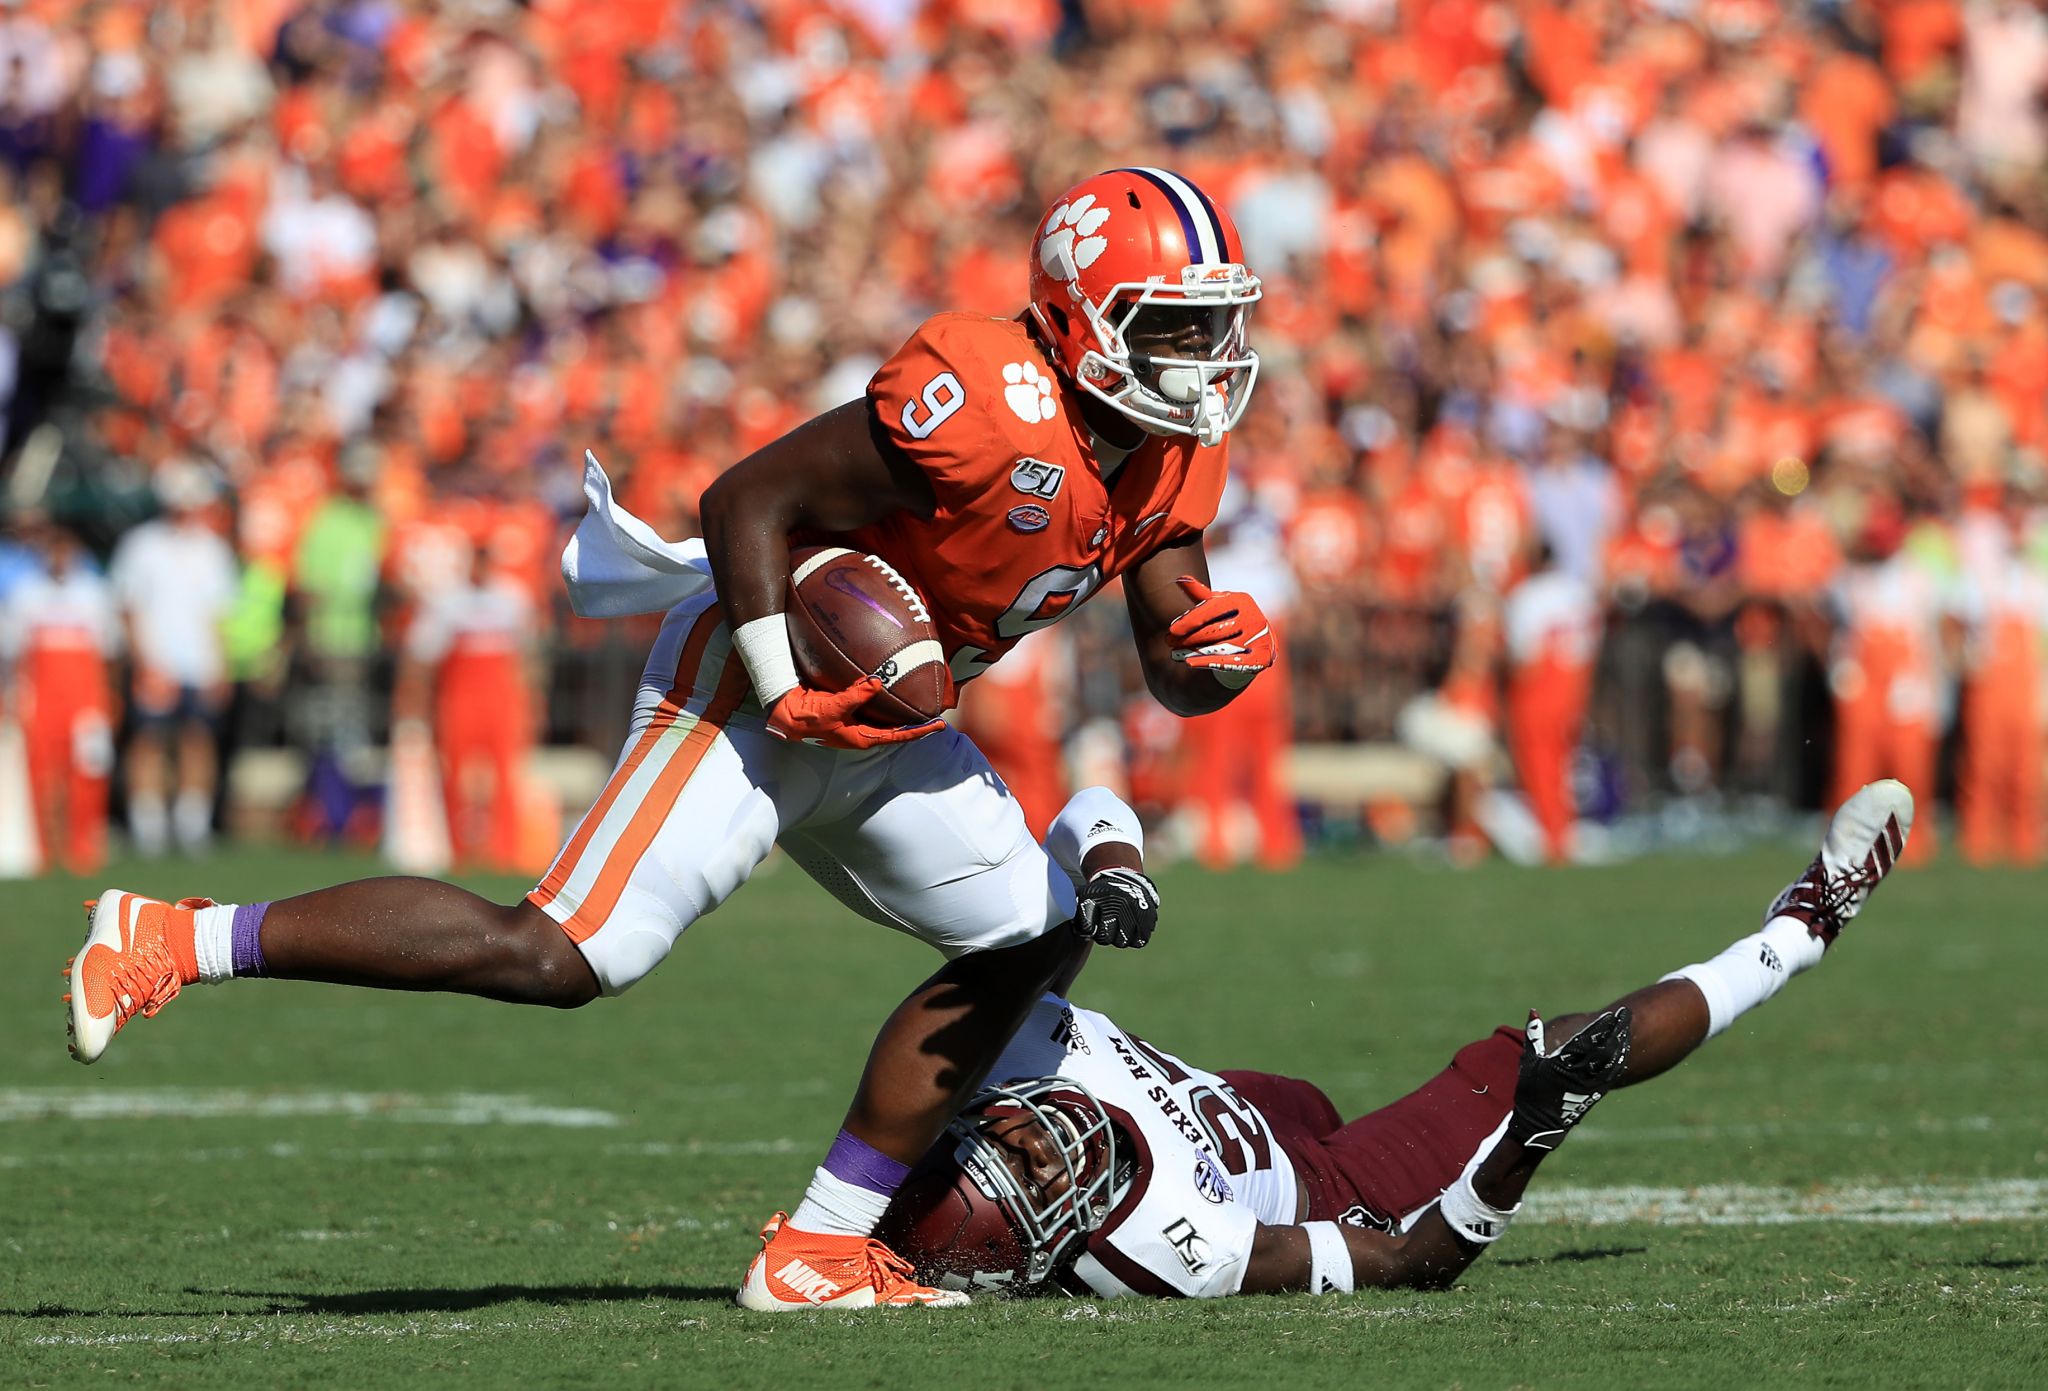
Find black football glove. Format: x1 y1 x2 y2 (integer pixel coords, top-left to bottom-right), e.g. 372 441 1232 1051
1072 867 1162 950
1507 1006 1631 1152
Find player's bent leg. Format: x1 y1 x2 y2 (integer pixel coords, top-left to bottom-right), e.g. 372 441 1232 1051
783 727 1080 1157
65 882 597 1064
742 735 1082 1310
1534 978 1710 1088
260 884 598 1005
527 727 783 996
840 927 1081 1160
65 601 785 1062
525 598 781 995
737 929 1076 1312
783 726 1075 958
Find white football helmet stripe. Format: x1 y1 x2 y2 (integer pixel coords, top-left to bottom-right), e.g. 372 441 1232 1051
1134 165 1221 262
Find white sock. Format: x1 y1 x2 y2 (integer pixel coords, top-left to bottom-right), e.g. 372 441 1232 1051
1663 916 1827 1038
789 1167 893 1238
174 790 213 850
190 903 239 984
129 794 168 856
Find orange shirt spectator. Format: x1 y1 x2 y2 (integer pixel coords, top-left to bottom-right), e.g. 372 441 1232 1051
1802 48 1894 192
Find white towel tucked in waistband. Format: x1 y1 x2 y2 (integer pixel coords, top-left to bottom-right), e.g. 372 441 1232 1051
559 450 716 618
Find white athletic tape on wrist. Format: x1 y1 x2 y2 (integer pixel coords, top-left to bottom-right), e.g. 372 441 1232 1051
733 614 800 707
1437 1170 1518 1245
1303 1221 1354 1295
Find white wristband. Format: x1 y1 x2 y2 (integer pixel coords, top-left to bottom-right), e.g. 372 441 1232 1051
1437 1170 1518 1245
732 615 800 707
1302 1221 1354 1295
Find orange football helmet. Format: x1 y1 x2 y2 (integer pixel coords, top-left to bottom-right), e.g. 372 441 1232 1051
1027 168 1262 447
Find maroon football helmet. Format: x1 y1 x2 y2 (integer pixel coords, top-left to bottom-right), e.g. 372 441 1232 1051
877 1077 1123 1296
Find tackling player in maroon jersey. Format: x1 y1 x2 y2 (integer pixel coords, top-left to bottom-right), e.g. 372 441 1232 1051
863 781 1914 1299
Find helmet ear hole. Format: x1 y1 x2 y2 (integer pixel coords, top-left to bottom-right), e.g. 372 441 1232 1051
1045 303 1069 335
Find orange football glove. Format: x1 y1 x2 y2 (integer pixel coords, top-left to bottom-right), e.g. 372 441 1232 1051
1168 577 1276 680
766 677 944 750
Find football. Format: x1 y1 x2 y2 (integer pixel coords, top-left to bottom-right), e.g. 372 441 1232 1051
785 545 953 725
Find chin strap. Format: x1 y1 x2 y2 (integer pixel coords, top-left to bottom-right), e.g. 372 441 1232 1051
1193 386 1229 447
1149 368 1231 447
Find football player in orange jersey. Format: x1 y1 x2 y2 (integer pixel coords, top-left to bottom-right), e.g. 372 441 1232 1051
65 170 1277 1310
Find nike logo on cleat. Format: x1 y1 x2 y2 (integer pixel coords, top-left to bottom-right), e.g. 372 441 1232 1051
773 1259 842 1303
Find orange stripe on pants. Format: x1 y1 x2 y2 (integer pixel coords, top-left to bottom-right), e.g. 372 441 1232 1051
529 606 737 933
560 657 749 941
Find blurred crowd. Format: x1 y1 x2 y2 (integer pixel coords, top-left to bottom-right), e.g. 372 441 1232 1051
1 0 2046 872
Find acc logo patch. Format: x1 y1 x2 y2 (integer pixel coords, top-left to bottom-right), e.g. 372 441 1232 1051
1010 457 1064 499
1008 504 1051 534
1192 1155 1233 1205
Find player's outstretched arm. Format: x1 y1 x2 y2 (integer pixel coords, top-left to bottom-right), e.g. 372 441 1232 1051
699 399 937 689
1124 535 1274 717
1241 1135 1545 1296
1241 1008 1632 1295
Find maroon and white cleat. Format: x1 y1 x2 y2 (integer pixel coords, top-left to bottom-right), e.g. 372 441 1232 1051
1765 780 1914 947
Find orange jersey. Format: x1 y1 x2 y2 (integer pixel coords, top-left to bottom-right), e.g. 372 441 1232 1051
836 313 1229 684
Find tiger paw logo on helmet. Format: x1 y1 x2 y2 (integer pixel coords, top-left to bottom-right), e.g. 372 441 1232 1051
1038 195 1112 286
1003 362 1058 423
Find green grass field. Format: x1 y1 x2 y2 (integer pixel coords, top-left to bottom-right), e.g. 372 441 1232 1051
4 841 2044 1389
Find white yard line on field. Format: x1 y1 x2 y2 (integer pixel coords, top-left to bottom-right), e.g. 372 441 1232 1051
1523 1177 2048 1226
0 1135 811 1170
28 1315 616 1348
0 1088 620 1128
1573 1113 2017 1145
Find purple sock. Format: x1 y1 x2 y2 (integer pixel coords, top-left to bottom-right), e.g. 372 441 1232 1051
822 1128 910 1196
231 902 271 978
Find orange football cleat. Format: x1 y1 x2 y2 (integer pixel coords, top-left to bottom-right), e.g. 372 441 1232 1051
65 891 210 1065
735 1212 970 1310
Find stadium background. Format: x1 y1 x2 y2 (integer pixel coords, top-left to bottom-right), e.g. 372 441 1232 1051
2 4 2046 1385
3 0 2047 875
